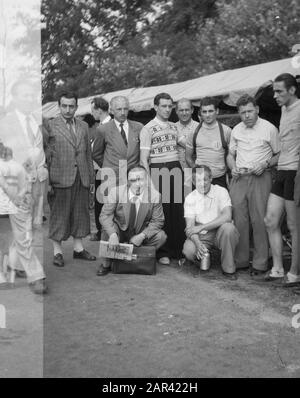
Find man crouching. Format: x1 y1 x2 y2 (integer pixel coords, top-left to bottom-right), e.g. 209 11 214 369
183 165 239 280
97 165 167 275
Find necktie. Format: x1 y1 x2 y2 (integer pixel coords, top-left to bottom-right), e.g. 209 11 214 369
127 196 138 238
120 123 128 146
26 116 36 146
67 119 77 145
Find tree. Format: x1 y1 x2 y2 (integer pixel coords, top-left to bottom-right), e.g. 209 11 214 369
196 0 300 73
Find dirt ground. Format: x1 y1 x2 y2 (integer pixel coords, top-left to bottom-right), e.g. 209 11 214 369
1 214 300 378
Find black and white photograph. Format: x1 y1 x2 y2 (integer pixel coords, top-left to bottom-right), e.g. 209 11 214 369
0 0 300 382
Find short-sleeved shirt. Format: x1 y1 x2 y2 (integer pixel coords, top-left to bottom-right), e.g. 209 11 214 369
175 120 199 169
186 122 231 178
278 99 300 171
184 184 232 224
229 117 280 169
140 117 179 164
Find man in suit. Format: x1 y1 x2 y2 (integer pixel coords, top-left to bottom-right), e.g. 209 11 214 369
92 95 143 188
97 165 167 275
89 97 111 241
1 79 48 225
45 91 96 267
0 79 47 294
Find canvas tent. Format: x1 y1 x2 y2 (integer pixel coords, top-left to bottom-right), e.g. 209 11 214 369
42 56 300 119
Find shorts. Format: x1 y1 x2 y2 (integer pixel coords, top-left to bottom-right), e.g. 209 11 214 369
271 170 297 200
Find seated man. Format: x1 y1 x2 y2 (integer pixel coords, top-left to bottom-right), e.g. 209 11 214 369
97 165 167 275
182 165 239 279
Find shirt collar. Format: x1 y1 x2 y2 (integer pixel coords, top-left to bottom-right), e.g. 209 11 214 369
115 119 128 128
62 115 75 125
154 116 169 125
194 184 215 199
128 188 144 201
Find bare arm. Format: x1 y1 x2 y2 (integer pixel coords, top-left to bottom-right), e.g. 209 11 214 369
185 146 195 168
185 217 209 259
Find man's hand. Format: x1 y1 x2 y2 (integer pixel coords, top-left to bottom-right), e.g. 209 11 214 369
231 167 240 178
185 224 203 237
108 233 120 251
195 242 209 260
251 162 266 176
129 233 145 247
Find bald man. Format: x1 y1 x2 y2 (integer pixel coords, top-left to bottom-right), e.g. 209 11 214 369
92 96 144 229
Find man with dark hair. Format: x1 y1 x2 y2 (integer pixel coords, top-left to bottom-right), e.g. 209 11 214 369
140 92 186 264
97 165 167 276
264 73 300 284
175 98 199 170
89 96 111 241
44 90 96 267
186 96 231 189
90 96 111 142
227 94 280 276
183 165 239 279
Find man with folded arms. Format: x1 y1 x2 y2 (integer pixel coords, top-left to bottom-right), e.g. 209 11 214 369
182 165 239 279
97 165 167 276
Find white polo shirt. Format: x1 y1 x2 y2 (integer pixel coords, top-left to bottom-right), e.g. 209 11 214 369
184 184 232 224
229 117 279 169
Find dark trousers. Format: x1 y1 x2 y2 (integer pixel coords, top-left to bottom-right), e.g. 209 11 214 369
212 174 227 189
150 161 186 259
94 176 103 237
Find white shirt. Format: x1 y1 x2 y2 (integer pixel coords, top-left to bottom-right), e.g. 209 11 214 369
184 184 232 224
229 117 279 169
114 119 129 141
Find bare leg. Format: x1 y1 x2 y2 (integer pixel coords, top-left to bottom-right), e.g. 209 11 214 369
264 193 285 274
285 200 299 277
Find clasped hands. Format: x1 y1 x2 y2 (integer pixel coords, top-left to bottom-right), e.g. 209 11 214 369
231 161 268 178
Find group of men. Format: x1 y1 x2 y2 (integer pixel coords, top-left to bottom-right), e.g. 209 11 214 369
1 72 300 294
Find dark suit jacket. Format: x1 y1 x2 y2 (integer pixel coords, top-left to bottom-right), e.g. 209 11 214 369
45 115 94 188
92 119 143 180
100 184 164 239
294 156 300 206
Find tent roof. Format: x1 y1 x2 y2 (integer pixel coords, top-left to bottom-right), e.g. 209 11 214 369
42 56 300 118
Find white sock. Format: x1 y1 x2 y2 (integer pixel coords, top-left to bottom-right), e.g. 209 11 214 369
286 272 300 282
53 241 62 256
73 238 84 253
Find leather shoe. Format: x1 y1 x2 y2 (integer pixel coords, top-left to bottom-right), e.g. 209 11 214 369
29 279 48 295
73 249 96 261
15 270 26 278
53 253 64 267
96 264 111 276
222 271 238 280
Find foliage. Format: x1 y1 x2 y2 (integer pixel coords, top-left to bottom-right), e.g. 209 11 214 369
41 0 300 103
